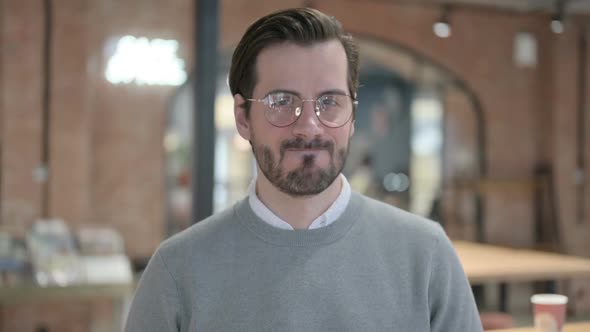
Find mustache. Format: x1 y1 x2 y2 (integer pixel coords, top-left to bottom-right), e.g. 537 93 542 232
280 137 334 157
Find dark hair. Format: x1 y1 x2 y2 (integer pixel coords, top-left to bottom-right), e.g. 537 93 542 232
228 7 359 117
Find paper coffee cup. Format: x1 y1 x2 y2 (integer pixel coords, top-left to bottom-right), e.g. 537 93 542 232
530 294 568 332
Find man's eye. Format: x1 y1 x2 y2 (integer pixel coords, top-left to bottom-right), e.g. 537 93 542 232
321 96 339 106
275 98 292 106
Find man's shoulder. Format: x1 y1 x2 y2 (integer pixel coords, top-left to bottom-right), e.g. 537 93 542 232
354 193 446 242
157 201 241 257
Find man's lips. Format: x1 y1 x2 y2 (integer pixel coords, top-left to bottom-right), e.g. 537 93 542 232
279 138 334 161
285 148 326 151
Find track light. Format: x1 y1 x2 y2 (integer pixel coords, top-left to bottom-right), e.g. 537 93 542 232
551 13 564 34
551 0 566 34
433 5 452 39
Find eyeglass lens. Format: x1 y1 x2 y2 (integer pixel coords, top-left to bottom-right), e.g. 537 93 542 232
264 92 353 128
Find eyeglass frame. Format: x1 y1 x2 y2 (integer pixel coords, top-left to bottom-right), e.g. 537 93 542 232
246 90 358 128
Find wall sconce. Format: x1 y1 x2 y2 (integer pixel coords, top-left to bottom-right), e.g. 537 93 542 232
433 5 452 38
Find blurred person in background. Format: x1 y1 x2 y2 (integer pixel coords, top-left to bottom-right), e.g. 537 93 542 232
125 7 482 332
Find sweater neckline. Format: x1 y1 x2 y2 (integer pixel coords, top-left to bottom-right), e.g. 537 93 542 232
234 192 363 247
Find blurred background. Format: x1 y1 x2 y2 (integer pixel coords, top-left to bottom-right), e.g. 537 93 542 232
0 0 589 331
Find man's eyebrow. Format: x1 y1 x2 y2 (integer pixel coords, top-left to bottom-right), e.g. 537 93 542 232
318 89 349 97
264 89 301 97
264 89 349 98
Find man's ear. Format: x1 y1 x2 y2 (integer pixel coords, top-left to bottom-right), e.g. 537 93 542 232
234 94 251 141
350 120 355 137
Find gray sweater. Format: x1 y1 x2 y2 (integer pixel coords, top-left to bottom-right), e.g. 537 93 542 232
125 192 483 331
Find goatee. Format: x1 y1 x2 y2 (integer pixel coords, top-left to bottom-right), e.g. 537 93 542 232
252 137 348 197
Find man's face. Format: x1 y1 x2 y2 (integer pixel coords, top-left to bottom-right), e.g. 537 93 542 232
235 40 354 197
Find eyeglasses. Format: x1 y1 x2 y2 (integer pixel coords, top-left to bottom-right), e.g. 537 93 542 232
246 91 358 128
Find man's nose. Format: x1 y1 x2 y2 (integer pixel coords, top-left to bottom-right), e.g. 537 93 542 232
291 100 323 137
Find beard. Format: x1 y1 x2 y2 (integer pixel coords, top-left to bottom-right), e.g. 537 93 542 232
251 136 348 197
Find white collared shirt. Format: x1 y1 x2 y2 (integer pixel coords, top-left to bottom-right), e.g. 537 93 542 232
247 173 351 230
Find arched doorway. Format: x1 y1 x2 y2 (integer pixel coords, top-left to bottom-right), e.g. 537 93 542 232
356 37 486 241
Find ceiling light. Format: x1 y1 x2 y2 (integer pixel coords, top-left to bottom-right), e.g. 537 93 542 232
433 5 452 39
551 14 564 34
551 0 566 34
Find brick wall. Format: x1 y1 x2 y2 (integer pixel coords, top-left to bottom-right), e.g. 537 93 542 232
1 1 44 237
1 0 192 330
1 0 589 330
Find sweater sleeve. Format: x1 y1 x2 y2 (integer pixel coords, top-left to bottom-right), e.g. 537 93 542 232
428 226 483 332
125 250 181 332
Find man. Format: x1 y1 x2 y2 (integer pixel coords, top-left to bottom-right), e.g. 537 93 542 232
125 8 483 331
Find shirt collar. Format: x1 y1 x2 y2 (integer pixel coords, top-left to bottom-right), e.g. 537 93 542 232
247 173 351 230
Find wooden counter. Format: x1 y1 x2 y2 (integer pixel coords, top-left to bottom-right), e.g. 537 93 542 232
454 241 590 283
486 321 590 332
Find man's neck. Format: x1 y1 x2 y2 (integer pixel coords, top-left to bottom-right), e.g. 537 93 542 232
255 171 342 230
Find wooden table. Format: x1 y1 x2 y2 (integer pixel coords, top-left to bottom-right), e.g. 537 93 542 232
486 321 590 332
453 241 590 312
0 282 134 304
0 282 134 331
454 241 590 284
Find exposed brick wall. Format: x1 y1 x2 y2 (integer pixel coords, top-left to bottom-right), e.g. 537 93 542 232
1 0 589 330
48 0 92 232
85 0 193 259
1 0 192 330
1 1 44 234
